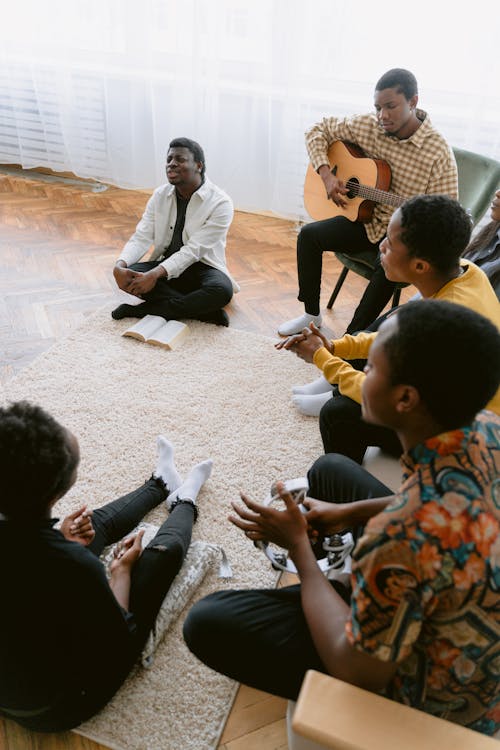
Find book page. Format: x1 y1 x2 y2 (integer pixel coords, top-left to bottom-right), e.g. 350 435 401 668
148 320 189 350
122 315 166 341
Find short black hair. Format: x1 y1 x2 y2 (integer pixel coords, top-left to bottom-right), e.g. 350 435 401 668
375 68 418 100
0 401 78 520
383 300 500 428
168 137 206 179
399 195 472 274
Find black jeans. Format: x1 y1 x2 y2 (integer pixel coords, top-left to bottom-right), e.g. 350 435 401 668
131 260 233 320
297 217 395 332
183 454 392 701
89 477 195 645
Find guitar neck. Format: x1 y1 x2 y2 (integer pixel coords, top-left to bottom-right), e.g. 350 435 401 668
347 180 404 209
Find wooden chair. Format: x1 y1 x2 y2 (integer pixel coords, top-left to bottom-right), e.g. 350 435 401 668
289 670 500 749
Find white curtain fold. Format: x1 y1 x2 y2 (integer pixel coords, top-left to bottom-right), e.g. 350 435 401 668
1 0 499 218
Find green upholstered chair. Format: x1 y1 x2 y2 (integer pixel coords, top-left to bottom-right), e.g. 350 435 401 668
326 146 500 310
453 146 500 225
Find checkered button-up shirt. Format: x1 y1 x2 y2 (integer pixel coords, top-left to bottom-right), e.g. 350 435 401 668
305 109 458 243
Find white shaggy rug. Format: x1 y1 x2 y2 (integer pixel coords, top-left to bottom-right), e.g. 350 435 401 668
1 308 323 750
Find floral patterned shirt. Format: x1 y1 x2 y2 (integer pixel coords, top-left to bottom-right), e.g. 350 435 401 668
346 411 500 735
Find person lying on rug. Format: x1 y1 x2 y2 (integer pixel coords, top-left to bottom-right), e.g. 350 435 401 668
276 194 500 463
0 400 212 732
183 300 500 737
112 136 239 327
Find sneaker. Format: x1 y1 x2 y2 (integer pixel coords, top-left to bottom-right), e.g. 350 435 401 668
278 313 322 336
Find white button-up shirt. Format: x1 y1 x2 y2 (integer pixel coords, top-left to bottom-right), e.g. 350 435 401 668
119 178 239 292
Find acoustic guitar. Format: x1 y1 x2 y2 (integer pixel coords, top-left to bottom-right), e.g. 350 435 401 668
303 140 405 223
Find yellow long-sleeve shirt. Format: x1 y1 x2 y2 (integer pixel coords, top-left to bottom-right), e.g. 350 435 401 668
312 261 500 414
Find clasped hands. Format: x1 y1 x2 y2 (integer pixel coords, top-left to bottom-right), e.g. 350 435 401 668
60 505 95 546
60 505 144 570
275 322 333 363
113 265 164 296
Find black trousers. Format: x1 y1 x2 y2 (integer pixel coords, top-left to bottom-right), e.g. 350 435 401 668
183 454 392 701
131 260 233 320
297 217 395 332
89 477 195 646
319 307 403 463
319 393 403 464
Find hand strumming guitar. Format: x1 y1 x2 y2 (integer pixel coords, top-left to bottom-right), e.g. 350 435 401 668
318 164 348 208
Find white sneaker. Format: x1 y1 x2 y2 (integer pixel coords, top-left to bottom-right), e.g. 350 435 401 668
278 313 322 337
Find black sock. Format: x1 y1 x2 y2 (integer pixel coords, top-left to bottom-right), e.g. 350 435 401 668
196 309 229 327
111 303 150 320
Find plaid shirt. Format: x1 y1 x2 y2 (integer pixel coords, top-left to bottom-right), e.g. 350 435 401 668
346 411 500 735
305 110 458 243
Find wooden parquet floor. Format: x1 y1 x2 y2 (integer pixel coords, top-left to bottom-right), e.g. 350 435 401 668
0 168 412 750
0 167 389 386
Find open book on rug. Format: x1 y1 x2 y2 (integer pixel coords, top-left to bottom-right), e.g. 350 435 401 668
122 315 189 350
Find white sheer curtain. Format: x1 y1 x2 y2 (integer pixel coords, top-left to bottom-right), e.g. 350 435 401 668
1 0 499 218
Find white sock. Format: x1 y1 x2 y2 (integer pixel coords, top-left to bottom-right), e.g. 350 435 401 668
292 391 332 417
278 313 322 337
153 436 182 493
292 375 333 396
167 459 213 508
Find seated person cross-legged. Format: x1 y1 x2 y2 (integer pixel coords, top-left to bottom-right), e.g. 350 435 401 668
184 300 500 738
278 195 500 464
0 402 213 732
112 137 239 328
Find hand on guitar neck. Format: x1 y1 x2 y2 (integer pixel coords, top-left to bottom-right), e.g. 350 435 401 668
318 164 348 208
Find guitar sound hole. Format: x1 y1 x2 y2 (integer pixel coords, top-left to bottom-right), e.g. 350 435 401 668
346 178 359 199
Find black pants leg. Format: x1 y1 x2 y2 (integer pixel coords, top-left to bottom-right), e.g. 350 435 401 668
319 305 403 463
130 260 233 320
128 501 195 642
346 256 397 334
319 394 403 464
297 217 380 316
88 480 195 645
307 452 393 541
184 585 326 700
183 456 392 700
88 477 168 556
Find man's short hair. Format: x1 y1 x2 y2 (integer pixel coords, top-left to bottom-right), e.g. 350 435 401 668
399 195 472 274
0 401 78 520
383 300 500 428
169 137 206 179
375 68 418 100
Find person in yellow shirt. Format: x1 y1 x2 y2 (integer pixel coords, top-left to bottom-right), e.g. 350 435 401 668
278 194 500 463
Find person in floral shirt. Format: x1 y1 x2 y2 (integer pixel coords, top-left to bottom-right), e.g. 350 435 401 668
184 299 500 736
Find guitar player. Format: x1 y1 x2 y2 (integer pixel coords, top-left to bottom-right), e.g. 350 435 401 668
278 68 458 336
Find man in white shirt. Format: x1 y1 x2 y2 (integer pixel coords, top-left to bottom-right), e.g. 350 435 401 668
112 137 238 327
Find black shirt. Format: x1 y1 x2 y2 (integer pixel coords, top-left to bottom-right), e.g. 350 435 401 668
0 519 136 730
163 191 190 259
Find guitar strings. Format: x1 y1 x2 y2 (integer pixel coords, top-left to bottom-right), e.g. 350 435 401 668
345 179 403 207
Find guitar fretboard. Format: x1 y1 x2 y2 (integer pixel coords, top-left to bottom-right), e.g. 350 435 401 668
346 180 404 209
